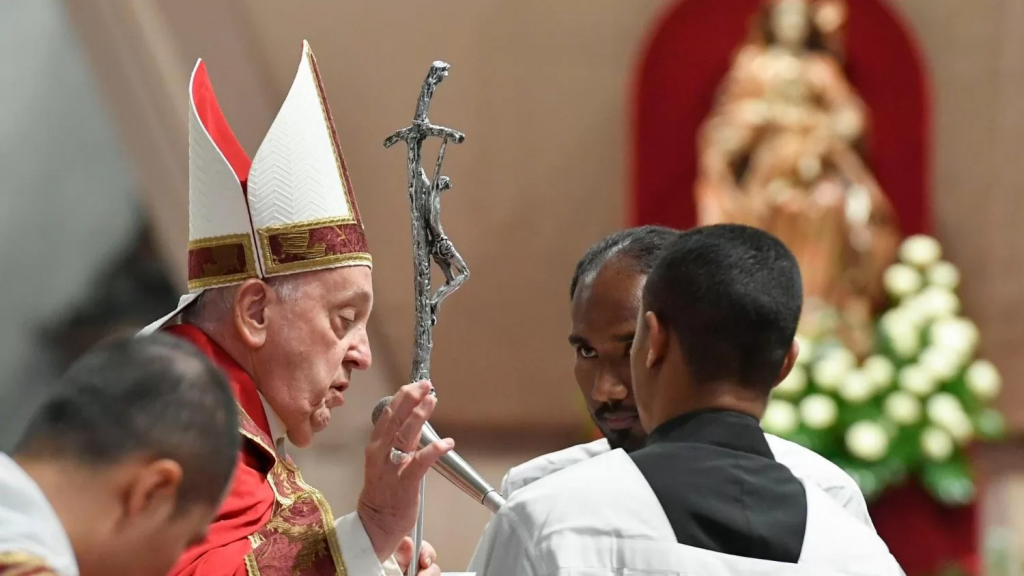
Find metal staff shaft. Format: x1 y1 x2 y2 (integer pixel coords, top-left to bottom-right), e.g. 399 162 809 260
383 60 467 576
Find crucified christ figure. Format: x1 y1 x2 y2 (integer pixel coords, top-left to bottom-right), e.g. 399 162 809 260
422 137 468 324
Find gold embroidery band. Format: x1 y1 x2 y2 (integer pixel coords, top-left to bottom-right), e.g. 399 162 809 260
257 217 371 277
0 551 57 576
243 552 261 576
187 234 258 291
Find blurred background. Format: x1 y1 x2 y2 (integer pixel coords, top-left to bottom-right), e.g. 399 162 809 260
1 0 1023 574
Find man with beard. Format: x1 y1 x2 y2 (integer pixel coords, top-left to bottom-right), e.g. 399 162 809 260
488 225 873 523
470 225 902 575
142 41 449 575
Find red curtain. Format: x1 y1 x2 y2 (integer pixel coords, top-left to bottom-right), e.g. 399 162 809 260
630 1 977 574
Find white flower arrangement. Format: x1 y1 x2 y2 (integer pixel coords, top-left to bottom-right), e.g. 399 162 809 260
965 359 1002 402
898 364 939 397
926 261 961 290
775 364 808 399
883 391 922 426
764 234 1005 507
845 421 889 462
838 370 875 404
921 426 955 462
898 234 942 268
762 399 799 437
799 394 839 430
883 263 923 300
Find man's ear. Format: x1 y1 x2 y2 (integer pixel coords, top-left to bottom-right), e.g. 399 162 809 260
772 339 801 388
644 311 668 369
121 458 182 525
233 279 272 349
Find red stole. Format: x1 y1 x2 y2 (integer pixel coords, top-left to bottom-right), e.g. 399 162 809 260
0 553 57 576
166 324 348 576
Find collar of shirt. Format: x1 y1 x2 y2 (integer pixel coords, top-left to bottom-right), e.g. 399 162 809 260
258 393 288 457
646 408 772 459
0 454 79 576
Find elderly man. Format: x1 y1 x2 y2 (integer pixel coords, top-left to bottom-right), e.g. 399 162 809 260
141 41 451 576
472 225 903 575
0 333 239 576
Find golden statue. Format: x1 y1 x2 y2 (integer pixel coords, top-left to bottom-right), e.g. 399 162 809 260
695 0 899 357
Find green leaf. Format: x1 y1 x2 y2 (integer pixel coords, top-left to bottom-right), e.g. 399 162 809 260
974 408 1007 441
838 462 887 503
920 457 976 506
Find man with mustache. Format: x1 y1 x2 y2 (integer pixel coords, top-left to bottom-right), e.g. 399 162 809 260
471 225 901 575
142 41 449 576
493 225 873 524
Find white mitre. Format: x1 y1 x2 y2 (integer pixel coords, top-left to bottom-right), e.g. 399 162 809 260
140 40 370 335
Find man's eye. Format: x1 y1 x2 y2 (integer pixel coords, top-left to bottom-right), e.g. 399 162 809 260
576 346 597 359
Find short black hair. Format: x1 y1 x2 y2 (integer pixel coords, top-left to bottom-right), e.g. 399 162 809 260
570 225 681 299
643 224 803 388
15 332 240 511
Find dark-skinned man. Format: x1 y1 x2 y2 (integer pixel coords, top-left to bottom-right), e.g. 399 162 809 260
472 225 902 575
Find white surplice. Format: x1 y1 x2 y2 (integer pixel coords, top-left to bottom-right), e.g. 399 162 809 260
0 454 78 576
498 433 875 529
469 449 902 576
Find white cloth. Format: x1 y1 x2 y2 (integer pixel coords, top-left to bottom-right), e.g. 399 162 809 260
258 395 402 576
499 434 875 529
470 449 902 576
0 454 78 576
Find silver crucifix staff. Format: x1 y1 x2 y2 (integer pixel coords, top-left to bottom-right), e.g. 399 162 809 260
383 60 468 576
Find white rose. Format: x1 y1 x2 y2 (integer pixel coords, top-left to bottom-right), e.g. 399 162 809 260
838 370 875 404
862 355 896 390
929 317 978 358
775 365 808 398
762 399 799 436
914 286 961 320
899 235 943 268
927 261 961 290
886 323 922 360
799 394 839 430
845 421 890 462
883 263 924 299
883 390 922 425
921 426 955 462
812 356 849 391
926 392 974 445
965 359 1002 402
794 334 815 366
828 347 858 371
881 306 924 331
898 364 938 397
945 414 975 445
926 392 964 424
918 346 964 382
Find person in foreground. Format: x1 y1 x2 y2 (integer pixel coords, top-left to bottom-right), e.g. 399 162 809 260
142 40 449 575
482 226 874 524
471 224 904 575
0 333 239 576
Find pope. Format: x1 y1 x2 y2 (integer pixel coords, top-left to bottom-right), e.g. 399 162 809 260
140 40 451 576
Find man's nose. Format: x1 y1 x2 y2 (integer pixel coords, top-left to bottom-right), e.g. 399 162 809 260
591 364 627 404
346 330 372 370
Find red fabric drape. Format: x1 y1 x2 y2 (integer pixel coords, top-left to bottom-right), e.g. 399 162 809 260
630 1 976 574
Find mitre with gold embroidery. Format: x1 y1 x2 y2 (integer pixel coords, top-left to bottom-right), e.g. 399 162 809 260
140 40 370 335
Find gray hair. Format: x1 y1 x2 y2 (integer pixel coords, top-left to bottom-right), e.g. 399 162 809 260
182 275 302 332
